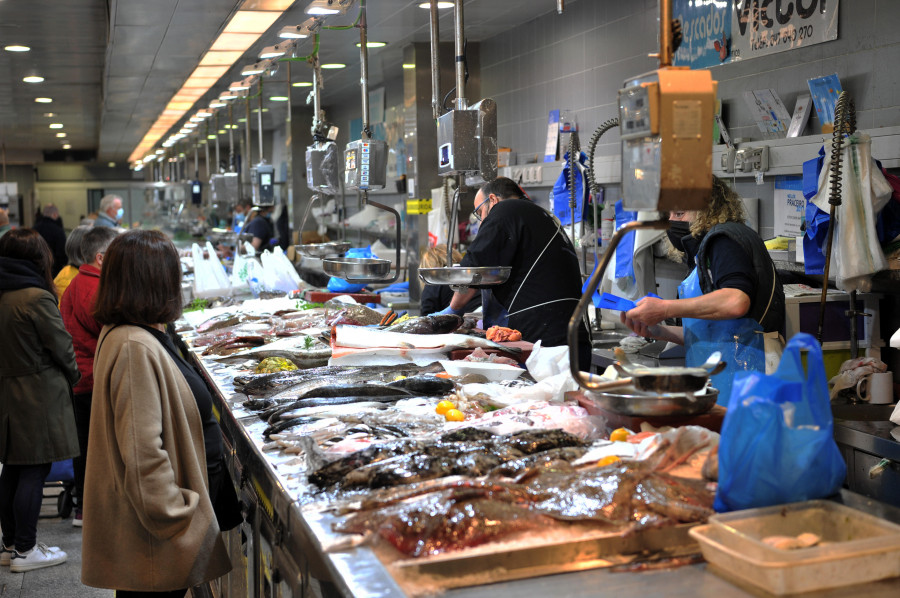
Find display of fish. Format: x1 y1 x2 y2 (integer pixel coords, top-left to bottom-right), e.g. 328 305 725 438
309 428 586 490
332 461 715 557
383 314 463 335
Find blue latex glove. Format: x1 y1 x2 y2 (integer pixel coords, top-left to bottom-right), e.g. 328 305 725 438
434 305 462 316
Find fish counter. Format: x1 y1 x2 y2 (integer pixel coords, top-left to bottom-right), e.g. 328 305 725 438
179 297 900 597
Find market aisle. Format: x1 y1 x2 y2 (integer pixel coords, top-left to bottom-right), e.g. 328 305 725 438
0 492 112 598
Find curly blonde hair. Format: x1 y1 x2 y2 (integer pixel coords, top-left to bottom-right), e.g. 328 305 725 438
421 244 463 269
690 175 746 237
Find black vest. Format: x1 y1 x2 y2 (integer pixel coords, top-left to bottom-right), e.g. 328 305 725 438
695 222 785 334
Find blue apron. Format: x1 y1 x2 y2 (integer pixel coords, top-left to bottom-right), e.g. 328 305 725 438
679 268 765 406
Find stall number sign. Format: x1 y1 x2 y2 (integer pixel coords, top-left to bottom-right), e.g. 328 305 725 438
673 0 838 68
731 0 839 61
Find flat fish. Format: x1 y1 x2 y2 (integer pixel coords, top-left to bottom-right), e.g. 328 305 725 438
196 313 241 333
384 314 463 335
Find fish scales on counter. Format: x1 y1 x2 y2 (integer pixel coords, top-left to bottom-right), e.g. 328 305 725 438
383 314 463 335
332 461 715 557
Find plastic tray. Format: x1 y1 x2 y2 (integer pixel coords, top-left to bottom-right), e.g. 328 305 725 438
690 500 900 595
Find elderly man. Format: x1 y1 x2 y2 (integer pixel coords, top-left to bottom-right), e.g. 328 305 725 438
32 204 67 276
94 195 123 228
59 226 119 527
440 177 592 370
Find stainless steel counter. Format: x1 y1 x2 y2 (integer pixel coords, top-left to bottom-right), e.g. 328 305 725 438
197 354 900 598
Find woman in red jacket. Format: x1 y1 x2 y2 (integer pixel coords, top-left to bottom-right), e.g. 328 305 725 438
59 226 118 526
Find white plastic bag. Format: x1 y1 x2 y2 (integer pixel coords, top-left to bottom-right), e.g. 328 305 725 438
191 243 232 298
231 242 260 288
810 133 890 292
260 247 303 293
427 183 453 247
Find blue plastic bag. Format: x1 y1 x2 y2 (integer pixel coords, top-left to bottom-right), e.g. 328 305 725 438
327 246 374 293
714 333 846 513
551 151 588 226
614 200 637 280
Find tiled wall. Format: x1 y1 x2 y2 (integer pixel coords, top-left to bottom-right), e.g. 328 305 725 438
479 0 900 239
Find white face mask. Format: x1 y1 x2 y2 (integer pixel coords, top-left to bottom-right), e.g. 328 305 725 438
115 207 124 221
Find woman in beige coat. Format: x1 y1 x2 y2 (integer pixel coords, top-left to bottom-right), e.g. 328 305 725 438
82 230 231 597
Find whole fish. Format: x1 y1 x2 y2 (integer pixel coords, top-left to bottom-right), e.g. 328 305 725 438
250 348 332 369
384 314 463 335
238 365 362 395
202 335 266 356
264 384 415 423
195 313 241 333
385 375 454 395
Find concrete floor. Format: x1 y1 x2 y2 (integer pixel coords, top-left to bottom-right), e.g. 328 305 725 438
0 488 113 598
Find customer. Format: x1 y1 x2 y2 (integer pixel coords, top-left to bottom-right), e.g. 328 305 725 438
0 210 11 238
53 224 92 299
0 228 80 572
93 194 123 228
419 245 481 316
244 205 275 252
59 226 118 528
32 204 67 277
83 230 231 596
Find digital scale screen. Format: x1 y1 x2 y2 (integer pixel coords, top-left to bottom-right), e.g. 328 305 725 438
439 143 452 168
260 172 272 187
192 183 201 194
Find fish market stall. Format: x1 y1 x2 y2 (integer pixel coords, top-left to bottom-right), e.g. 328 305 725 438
176 296 900 597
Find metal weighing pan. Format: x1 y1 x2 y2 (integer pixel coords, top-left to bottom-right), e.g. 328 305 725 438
586 385 719 416
587 349 726 394
322 257 392 282
418 266 511 287
295 242 351 258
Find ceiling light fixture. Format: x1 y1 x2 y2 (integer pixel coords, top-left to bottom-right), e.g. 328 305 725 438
35 97 53 103
23 75 44 83
241 61 268 76
304 0 352 16
56 133 66 138
62 144 71 149
49 123 63 129
259 42 291 59
43 112 56 117
292 81 313 87
4 45 30 52
402 63 415 69
219 91 238 100
229 80 251 91
209 100 227 108
356 41 386 48
269 96 289 102
418 1 453 7
320 63 346 69
184 122 199 128
278 18 318 39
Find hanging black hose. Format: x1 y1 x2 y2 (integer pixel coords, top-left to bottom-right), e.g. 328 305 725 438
586 118 619 195
816 91 856 344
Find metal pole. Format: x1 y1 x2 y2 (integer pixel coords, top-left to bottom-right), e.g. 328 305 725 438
311 56 322 137
257 79 264 161
429 0 441 120
245 97 252 176
228 104 235 172
214 112 220 174
194 145 199 179
557 0 564 14
659 0 673 67
453 0 466 110
204 122 211 184
359 0 370 138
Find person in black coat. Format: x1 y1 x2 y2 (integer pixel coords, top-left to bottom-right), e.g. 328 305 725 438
32 205 67 277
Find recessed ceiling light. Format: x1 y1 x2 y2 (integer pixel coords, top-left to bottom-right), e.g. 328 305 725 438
239 118 247 123
402 63 415 69
63 144 72 149
4 45 30 52
292 81 313 87
269 96 289 102
108 162 116 168
356 41 387 48
207 134 217 139
23 75 44 83
35 97 53 103
320 63 345 69
418 2 453 8
251 108 270 113
56 133 67 138
43 112 56 117
49 123 63 129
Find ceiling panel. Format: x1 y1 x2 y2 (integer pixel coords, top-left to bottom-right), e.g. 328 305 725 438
0 0 563 163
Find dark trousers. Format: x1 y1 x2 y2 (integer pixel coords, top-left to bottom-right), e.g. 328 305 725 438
72 391 92 510
0 462 52 552
116 591 186 598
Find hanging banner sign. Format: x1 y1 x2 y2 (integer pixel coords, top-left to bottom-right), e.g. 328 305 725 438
731 0 839 62
673 0 733 69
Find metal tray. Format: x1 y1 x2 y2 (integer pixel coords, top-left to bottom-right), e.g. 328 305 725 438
586 386 718 416
322 257 392 282
418 266 511 286
295 242 351 258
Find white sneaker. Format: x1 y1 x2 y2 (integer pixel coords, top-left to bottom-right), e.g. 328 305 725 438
0 545 13 566
9 543 67 572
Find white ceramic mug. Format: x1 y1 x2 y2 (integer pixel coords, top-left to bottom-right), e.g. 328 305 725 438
856 372 895 405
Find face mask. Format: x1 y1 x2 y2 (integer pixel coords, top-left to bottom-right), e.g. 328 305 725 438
115 207 124 222
666 221 692 252
235 212 246 224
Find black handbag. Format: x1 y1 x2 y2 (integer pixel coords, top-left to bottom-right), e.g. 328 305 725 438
208 463 243 532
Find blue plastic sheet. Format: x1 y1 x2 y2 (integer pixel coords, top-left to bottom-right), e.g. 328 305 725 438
714 333 847 513
614 200 637 280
